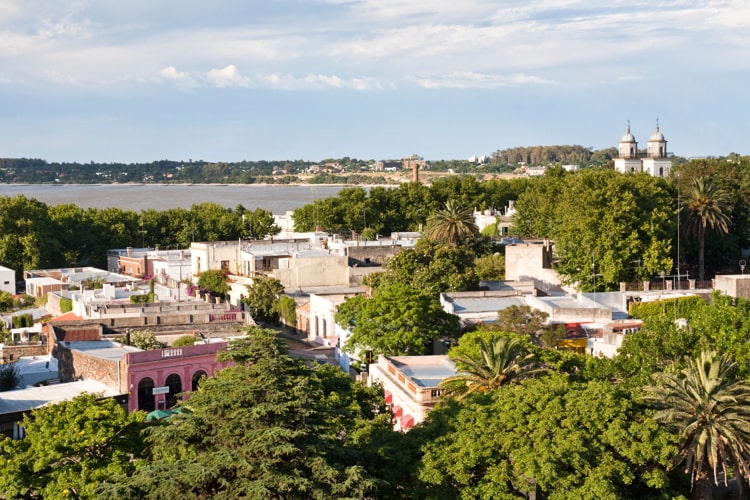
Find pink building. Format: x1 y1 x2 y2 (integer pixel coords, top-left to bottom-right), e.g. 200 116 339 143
125 343 232 412
46 319 233 413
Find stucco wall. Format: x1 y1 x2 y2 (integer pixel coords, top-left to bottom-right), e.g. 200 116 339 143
504 243 565 294
714 275 750 300
272 255 349 288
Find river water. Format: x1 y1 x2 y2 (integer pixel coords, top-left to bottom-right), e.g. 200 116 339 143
0 184 347 213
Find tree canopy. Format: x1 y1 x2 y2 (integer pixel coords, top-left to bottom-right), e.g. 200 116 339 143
513 169 675 290
419 376 678 499
336 283 461 357
97 327 395 499
244 275 286 322
0 394 147 499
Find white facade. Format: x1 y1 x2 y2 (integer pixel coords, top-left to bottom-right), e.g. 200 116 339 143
369 355 456 431
308 292 363 346
613 122 671 177
0 266 14 295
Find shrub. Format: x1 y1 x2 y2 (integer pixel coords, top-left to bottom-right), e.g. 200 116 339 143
127 330 162 350
172 335 197 347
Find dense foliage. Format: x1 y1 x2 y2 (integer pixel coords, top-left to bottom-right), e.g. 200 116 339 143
244 275 286 322
0 394 147 499
97 327 396 499
336 283 461 357
513 168 676 290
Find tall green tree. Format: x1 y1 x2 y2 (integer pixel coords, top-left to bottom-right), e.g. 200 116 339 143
515 169 675 290
643 351 750 499
372 240 479 295
0 394 147 499
98 327 389 499
238 207 281 240
424 200 479 246
0 195 57 279
337 283 461 357
680 177 732 280
244 275 285 322
420 375 678 498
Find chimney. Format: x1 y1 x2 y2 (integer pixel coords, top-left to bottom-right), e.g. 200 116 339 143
126 247 132 257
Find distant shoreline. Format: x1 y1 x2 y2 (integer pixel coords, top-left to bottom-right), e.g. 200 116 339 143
3 181 401 188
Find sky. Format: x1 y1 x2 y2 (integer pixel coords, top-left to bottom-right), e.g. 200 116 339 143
0 1 748 163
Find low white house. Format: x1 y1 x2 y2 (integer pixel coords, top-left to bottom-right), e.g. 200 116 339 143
369 355 456 431
0 266 14 295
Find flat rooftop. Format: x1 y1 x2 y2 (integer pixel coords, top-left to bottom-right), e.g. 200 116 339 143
67 340 142 361
450 296 526 314
0 379 120 415
388 355 457 388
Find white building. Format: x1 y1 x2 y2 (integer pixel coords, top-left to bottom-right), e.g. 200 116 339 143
307 291 364 346
0 266 15 295
614 121 672 177
369 355 456 431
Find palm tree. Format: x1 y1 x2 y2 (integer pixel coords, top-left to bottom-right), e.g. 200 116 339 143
425 200 479 246
680 177 732 281
440 335 537 401
643 351 750 499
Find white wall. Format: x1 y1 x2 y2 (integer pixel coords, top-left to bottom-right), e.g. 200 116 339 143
0 266 14 295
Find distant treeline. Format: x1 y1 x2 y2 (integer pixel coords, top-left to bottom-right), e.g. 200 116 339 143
0 158 377 185
490 145 618 166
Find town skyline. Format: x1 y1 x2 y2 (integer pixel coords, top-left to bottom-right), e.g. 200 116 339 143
0 1 747 163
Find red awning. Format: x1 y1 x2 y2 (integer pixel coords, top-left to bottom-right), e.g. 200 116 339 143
392 405 403 418
402 414 415 430
384 390 393 404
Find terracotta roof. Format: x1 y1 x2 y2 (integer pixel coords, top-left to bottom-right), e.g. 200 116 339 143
48 312 84 322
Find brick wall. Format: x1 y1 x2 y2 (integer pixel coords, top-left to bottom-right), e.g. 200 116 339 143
56 345 121 391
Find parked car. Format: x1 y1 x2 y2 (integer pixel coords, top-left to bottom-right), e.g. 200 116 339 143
499 237 525 245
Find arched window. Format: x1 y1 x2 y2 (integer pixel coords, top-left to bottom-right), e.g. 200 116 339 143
165 373 182 408
137 377 155 412
192 370 208 391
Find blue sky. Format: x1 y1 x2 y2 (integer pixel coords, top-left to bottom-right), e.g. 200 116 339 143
0 0 747 163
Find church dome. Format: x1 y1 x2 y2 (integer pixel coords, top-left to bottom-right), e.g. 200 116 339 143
649 128 665 142
620 131 636 143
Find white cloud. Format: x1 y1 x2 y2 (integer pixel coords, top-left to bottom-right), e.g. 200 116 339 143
412 71 555 89
263 72 385 91
158 66 198 89
206 64 251 88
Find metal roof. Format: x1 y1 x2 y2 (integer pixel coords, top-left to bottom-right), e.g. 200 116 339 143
0 380 120 415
